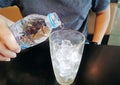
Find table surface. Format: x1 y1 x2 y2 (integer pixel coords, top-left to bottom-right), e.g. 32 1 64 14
0 42 120 85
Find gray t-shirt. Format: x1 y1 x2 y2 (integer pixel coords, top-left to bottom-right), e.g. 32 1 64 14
0 0 110 36
21 0 110 36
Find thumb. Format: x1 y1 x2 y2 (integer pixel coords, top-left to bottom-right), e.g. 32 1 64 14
0 15 14 26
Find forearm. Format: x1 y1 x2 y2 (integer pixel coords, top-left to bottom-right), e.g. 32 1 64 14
92 5 110 44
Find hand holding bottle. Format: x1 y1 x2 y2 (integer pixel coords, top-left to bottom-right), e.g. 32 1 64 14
0 12 61 61
0 15 21 61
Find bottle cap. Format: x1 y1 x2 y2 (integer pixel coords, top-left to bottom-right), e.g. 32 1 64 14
47 12 61 29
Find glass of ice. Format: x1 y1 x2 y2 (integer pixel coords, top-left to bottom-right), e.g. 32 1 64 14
49 30 85 85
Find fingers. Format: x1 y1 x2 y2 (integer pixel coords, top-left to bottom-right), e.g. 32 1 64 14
0 15 21 61
1 31 21 53
0 19 21 53
0 42 17 58
0 54 11 61
0 42 17 61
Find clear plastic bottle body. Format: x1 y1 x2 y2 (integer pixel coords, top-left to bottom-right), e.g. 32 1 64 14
9 13 61 49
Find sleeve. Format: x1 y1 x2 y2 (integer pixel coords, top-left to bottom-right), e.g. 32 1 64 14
92 0 110 13
0 0 20 8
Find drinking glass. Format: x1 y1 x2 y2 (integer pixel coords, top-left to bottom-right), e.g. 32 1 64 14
49 30 85 85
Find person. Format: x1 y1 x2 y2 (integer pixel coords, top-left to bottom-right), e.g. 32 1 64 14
0 0 110 61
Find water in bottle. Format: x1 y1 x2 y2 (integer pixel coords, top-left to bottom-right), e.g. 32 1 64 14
9 12 61 49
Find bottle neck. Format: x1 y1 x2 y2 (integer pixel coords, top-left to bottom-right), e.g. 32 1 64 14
47 13 61 29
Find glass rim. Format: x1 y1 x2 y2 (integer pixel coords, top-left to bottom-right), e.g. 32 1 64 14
49 29 86 44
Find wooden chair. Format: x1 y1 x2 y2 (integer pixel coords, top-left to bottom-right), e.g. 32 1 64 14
0 5 22 22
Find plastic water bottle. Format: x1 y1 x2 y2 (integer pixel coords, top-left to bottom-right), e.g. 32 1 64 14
9 12 61 49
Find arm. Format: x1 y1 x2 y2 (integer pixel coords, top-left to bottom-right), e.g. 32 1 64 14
0 15 21 61
92 5 110 44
